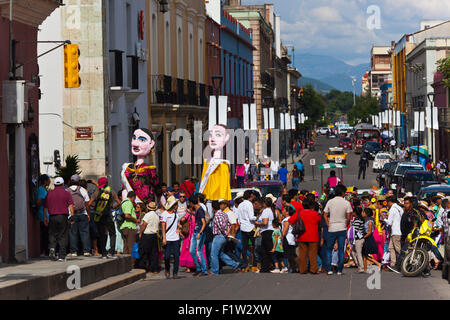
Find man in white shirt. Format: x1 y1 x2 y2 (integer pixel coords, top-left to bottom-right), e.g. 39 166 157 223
385 196 404 270
67 174 91 257
160 196 181 279
323 185 353 275
237 190 257 270
138 202 160 273
176 191 188 221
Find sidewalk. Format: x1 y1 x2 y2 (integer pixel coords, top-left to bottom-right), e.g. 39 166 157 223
0 255 145 300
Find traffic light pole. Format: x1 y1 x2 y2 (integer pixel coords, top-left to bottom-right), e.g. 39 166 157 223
14 40 71 71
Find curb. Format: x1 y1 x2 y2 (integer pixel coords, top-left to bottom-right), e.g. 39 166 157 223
49 269 146 300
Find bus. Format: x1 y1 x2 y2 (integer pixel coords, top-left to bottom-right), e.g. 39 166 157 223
353 123 381 154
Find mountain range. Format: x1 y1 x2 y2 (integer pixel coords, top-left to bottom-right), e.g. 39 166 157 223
294 53 369 94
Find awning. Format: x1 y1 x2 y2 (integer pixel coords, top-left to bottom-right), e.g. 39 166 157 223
318 163 348 170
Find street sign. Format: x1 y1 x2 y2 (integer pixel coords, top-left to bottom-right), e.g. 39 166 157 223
310 158 316 166
75 126 93 140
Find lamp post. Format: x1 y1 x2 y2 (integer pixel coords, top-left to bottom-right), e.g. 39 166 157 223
211 75 223 126
427 92 435 163
263 95 272 157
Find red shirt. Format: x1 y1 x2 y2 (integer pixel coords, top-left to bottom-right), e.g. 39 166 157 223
44 186 74 215
291 200 304 213
288 209 321 242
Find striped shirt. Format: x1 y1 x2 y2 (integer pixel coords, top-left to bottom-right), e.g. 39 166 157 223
352 217 365 240
213 210 231 236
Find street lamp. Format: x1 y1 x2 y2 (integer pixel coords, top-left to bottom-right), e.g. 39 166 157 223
159 0 169 13
211 74 223 125
427 92 435 163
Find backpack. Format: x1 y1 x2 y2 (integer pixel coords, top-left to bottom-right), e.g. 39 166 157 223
69 186 86 215
114 201 126 227
93 187 112 222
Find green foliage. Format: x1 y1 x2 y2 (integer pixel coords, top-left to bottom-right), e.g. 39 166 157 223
347 94 380 125
437 57 450 88
299 84 326 125
56 154 82 184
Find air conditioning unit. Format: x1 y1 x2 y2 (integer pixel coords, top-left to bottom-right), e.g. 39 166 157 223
2 80 27 124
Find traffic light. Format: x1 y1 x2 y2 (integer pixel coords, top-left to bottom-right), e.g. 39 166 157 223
64 44 81 88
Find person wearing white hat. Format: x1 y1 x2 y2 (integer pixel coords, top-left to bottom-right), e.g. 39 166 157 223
44 177 75 261
160 195 182 279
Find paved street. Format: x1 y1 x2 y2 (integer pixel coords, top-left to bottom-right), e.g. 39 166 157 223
289 134 379 192
96 135 450 300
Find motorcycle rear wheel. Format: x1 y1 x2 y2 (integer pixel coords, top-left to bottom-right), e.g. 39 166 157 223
401 248 429 277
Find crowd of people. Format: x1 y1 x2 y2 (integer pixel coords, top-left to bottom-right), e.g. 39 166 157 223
37 172 450 278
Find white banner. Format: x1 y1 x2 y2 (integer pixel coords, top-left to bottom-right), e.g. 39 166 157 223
243 104 249 131
219 96 228 127
426 106 432 129
395 111 401 127
388 110 392 125
285 113 291 130
433 107 439 130
208 97 217 130
250 103 257 130
291 115 296 130
269 108 275 129
280 113 285 130
298 113 301 124
414 111 425 132
263 108 269 130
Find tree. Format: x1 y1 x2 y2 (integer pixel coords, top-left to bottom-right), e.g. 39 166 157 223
347 94 380 125
437 56 450 88
300 84 326 123
56 154 82 184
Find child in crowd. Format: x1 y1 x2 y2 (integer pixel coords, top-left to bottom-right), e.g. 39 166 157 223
270 220 287 273
362 208 381 272
351 207 365 273
281 205 298 273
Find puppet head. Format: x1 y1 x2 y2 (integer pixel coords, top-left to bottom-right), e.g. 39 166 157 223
209 124 230 157
131 128 155 158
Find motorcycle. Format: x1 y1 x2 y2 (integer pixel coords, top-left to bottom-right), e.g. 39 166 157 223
401 219 440 277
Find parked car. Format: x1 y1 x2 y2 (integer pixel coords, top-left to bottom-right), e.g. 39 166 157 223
362 141 382 159
318 127 330 135
386 162 424 190
230 188 261 201
244 180 284 198
417 184 450 199
325 147 348 164
372 152 393 172
398 170 438 195
338 137 352 149
376 161 400 188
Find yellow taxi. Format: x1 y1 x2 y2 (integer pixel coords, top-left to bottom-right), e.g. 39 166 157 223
325 147 348 164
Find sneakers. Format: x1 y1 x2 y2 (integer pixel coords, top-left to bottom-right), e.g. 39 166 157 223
101 255 108 259
83 252 91 257
270 269 281 274
49 248 56 261
337 272 343 276
57 258 66 262
107 254 117 259
327 271 333 275
281 267 288 273
251 266 259 272
67 253 77 258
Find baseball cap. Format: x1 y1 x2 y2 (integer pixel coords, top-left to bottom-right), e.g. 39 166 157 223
98 177 108 188
70 174 81 183
54 177 64 186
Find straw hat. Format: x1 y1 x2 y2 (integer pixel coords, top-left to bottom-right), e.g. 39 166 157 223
266 193 277 203
147 202 157 212
165 196 178 210
418 200 430 210
436 192 445 199
234 191 244 200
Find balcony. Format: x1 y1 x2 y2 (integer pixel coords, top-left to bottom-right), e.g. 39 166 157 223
151 74 208 107
261 72 275 89
126 55 139 90
109 50 124 88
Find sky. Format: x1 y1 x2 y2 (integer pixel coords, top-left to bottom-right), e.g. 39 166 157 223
242 0 450 66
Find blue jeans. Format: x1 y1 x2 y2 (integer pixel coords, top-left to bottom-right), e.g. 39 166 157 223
211 235 239 274
326 230 346 273
69 214 90 254
191 232 208 274
292 177 300 190
164 240 180 275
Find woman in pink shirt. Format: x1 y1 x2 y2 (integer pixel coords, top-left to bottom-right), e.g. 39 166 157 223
326 170 341 188
235 164 246 188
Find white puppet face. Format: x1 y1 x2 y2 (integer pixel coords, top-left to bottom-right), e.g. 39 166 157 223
131 129 155 157
208 125 230 152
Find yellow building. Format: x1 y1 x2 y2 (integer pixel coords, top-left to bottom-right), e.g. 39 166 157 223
392 37 415 112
